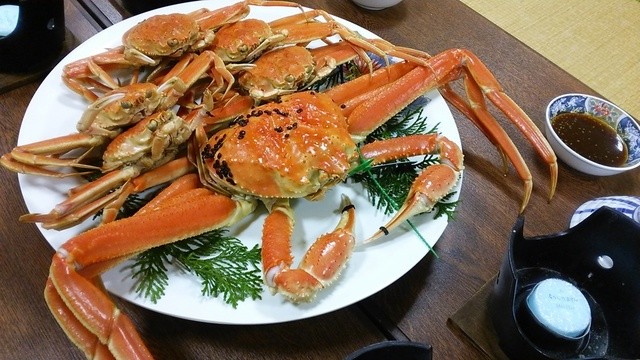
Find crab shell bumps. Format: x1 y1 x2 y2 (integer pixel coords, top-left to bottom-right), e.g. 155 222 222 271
199 92 357 199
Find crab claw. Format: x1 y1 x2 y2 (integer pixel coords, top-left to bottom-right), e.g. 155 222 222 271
365 163 461 244
264 195 356 302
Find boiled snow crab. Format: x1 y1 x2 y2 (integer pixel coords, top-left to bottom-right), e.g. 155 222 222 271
1 2 560 359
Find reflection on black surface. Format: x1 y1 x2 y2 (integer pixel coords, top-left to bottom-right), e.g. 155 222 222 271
0 0 65 73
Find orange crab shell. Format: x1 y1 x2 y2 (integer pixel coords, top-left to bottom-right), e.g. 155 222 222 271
122 14 203 58
238 46 317 99
211 19 274 62
202 91 357 199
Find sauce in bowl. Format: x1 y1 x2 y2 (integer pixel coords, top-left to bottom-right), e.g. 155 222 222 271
551 112 628 167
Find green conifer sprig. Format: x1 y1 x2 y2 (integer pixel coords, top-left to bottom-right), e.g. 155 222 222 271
128 228 262 308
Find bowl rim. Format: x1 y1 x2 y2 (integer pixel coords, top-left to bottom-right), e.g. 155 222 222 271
545 93 640 172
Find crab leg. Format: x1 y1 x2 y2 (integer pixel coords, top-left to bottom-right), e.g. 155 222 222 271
359 39 522 181
43 149 192 230
45 179 257 359
262 196 356 302
44 280 116 359
99 157 197 224
158 51 235 110
62 46 134 102
268 9 379 59
0 133 104 177
361 133 464 169
327 50 557 211
358 134 464 243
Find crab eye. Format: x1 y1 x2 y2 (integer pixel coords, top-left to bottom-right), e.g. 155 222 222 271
145 90 154 98
120 101 132 109
285 74 295 83
167 38 179 48
146 120 158 131
238 44 248 53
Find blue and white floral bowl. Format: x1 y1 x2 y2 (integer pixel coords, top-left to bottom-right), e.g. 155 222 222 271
570 196 640 227
545 93 640 176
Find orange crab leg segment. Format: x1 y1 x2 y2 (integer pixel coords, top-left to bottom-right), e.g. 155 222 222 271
99 157 197 224
359 134 464 243
45 181 256 359
367 163 461 244
262 196 356 302
44 280 116 359
360 133 464 169
0 133 105 174
48 256 152 360
158 50 236 109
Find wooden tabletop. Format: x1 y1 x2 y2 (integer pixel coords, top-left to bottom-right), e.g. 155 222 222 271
1 0 638 359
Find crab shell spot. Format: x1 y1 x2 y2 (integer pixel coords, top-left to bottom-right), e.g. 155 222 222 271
212 19 271 62
238 46 316 98
206 92 357 198
123 14 199 57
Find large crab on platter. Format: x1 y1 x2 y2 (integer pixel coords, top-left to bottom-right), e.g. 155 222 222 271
1 2 559 360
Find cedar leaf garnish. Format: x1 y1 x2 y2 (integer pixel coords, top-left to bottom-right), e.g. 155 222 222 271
128 228 262 308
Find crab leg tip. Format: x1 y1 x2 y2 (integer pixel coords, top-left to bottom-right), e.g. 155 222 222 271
519 178 533 213
549 162 558 200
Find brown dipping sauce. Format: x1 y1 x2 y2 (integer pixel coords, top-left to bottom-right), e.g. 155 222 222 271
551 112 628 167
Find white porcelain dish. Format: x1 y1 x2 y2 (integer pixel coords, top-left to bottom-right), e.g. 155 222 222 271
15 1 461 325
545 93 640 176
351 0 404 10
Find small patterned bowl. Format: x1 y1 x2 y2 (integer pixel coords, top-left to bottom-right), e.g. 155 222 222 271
570 196 640 227
545 94 640 176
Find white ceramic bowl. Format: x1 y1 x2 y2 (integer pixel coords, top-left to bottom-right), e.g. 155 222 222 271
351 0 403 10
545 93 640 176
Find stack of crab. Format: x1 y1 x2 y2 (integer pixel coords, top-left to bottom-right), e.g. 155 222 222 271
0 1 557 359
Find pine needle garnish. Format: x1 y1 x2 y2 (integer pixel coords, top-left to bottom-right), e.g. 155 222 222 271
129 246 170 304
128 228 262 308
366 104 433 141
